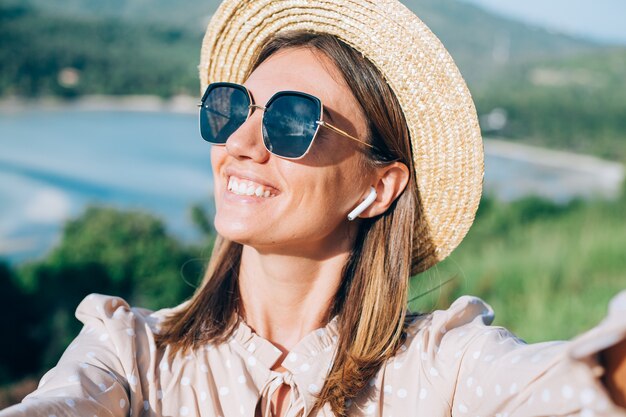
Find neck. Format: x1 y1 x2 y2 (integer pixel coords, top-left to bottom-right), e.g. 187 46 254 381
238 244 350 353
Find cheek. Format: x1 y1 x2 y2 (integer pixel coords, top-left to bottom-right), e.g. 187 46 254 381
210 146 224 172
210 147 227 211
292 164 367 218
210 146 225 183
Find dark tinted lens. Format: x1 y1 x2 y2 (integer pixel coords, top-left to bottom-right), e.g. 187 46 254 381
263 93 320 158
200 85 249 144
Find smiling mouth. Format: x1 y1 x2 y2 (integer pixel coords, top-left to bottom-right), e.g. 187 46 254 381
227 176 276 198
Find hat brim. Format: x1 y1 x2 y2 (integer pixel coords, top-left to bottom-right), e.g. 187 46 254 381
200 0 484 274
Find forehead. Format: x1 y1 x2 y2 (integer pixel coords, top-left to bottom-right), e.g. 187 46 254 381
244 47 349 107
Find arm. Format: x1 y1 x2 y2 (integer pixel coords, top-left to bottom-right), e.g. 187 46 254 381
447 291 626 416
0 294 144 417
413 293 626 416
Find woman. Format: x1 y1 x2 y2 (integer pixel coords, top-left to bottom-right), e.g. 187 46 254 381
2 0 625 416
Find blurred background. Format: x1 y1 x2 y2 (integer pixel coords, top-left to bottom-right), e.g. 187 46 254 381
1 0 625 407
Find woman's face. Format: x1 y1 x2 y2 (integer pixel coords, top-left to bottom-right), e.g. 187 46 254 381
210 47 373 257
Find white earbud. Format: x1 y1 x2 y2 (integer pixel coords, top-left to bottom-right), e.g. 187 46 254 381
347 186 377 221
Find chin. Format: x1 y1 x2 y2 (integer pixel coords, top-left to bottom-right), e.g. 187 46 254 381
214 215 246 240
213 214 262 246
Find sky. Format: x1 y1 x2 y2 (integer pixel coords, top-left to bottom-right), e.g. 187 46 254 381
460 0 626 45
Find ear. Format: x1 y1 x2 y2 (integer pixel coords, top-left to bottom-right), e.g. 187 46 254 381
360 161 410 218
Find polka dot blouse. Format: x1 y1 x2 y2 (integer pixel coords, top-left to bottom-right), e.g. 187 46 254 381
2 292 626 416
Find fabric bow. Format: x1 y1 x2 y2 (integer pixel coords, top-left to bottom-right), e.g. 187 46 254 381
258 371 305 417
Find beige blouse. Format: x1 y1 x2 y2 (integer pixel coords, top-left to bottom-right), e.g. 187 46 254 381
2 292 626 417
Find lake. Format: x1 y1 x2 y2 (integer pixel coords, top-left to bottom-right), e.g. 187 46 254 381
1 108 623 263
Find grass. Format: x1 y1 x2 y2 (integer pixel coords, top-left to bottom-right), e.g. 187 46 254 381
409 192 626 343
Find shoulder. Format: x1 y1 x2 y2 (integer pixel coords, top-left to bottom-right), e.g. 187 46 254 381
76 293 159 332
375 296 507 406
74 293 187 345
399 295 520 368
407 295 499 342
68 294 188 387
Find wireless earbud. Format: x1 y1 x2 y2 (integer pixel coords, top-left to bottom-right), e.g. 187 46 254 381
347 186 377 221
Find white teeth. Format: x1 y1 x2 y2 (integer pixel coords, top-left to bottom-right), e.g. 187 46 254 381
227 176 274 198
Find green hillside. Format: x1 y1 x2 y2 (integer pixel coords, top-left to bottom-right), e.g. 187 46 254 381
17 0 217 29
16 0 598 87
0 4 200 97
410 187 626 343
0 0 602 96
475 48 626 160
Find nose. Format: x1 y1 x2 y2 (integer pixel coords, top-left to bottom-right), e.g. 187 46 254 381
224 107 270 163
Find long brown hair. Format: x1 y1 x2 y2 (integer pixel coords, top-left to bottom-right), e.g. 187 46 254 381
156 31 420 416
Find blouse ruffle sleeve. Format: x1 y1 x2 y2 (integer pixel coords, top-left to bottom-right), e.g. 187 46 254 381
406 291 626 416
0 293 156 417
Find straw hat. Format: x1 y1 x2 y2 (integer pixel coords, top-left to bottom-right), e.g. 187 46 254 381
199 0 484 274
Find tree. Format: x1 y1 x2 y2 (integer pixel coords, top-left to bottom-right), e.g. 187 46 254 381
0 261 41 384
17 206 206 370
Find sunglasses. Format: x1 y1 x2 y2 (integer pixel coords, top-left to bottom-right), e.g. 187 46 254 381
198 82 376 159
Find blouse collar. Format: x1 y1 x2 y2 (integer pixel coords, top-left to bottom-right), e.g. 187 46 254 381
229 316 340 415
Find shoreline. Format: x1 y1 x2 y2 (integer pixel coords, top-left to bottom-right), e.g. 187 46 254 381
0 94 198 114
484 138 625 181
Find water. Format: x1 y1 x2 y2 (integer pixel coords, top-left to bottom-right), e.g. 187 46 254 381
483 139 624 203
1 109 623 263
0 109 214 262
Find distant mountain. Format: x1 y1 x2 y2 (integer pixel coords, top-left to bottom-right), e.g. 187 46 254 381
18 0 216 31
404 0 600 86
18 0 600 86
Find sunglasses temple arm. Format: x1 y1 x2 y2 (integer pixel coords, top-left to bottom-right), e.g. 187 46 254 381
317 121 375 149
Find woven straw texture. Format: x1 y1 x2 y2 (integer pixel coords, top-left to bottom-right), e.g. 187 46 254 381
199 0 484 274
